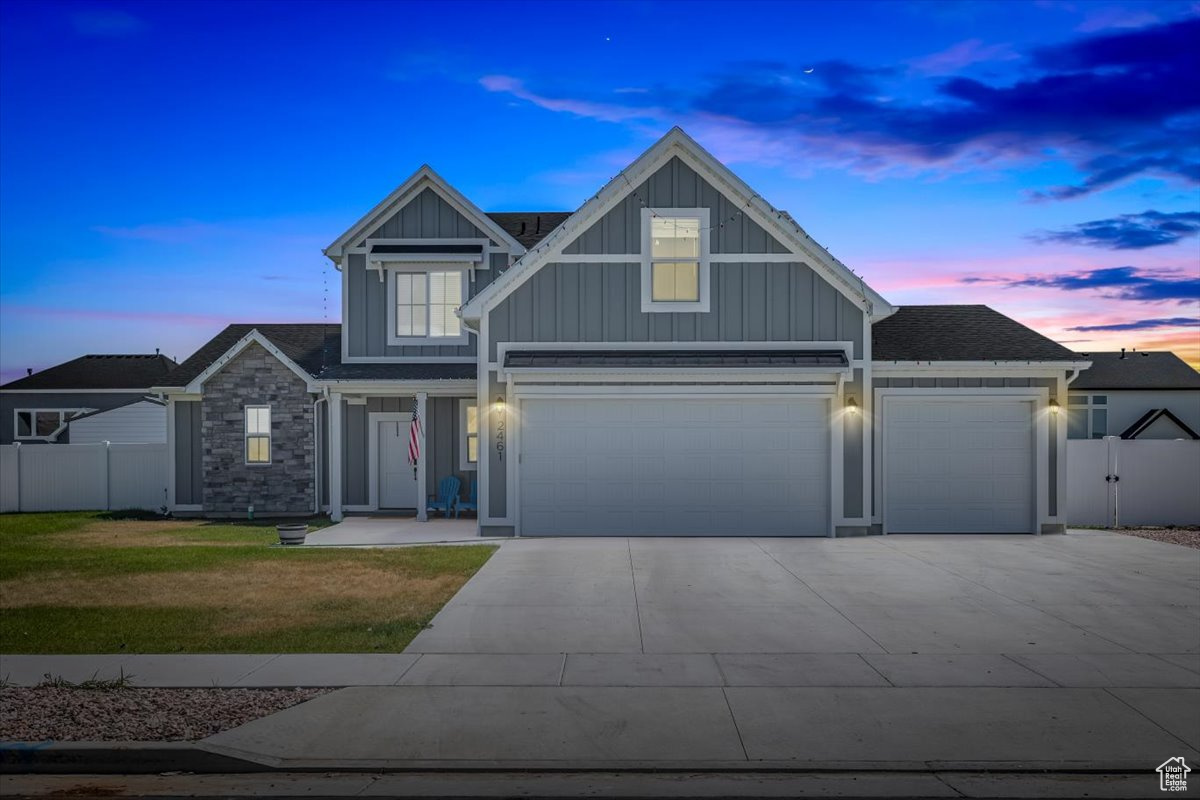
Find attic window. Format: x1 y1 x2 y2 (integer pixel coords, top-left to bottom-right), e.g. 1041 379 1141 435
640 208 710 313
387 267 469 345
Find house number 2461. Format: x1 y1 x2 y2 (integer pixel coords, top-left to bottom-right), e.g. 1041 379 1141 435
494 396 506 462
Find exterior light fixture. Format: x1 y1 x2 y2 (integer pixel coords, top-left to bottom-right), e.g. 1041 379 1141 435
846 397 859 415
1049 399 1060 415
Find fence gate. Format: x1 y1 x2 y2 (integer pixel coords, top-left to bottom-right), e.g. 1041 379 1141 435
1067 437 1200 527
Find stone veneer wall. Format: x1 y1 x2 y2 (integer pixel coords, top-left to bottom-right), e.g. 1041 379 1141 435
201 342 314 515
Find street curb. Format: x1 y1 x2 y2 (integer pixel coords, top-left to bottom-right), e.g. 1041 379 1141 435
0 742 1169 775
0 742 265 775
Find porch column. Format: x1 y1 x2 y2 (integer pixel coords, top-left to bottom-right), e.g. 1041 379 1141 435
417 392 428 521
328 391 344 522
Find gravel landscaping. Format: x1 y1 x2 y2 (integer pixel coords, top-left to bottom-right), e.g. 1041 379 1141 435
0 686 329 742
1112 527 1200 549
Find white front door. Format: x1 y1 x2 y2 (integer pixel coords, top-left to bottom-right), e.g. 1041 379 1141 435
378 418 419 509
518 396 830 536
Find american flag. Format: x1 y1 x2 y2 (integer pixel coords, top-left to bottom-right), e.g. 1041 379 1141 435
408 406 422 467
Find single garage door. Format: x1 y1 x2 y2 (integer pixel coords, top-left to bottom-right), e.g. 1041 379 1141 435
884 398 1035 533
519 396 829 536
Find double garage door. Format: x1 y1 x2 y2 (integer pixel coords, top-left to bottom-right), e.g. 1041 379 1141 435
519 397 829 536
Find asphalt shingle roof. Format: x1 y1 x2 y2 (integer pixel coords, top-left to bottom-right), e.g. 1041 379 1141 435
872 305 1079 362
1072 351 1200 390
1 354 178 391
486 212 572 249
161 324 340 387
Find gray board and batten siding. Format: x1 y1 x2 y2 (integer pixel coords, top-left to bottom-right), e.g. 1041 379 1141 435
339 396 471 508
345 187 509 359
173 400 203 505
487 157 864 361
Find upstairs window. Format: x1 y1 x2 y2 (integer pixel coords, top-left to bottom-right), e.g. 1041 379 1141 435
388 268 468 344
245 405 271 464
640 209 710 313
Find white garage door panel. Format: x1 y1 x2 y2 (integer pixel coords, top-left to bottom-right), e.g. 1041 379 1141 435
885 399 1035 534
520 397 829 536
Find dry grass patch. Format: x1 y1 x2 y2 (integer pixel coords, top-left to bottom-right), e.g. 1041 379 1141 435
50 520 255 548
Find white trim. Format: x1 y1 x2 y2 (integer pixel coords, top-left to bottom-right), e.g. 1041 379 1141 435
640 207 711 313
338 356 476 364
873 387 1050 535
496 339 856 357
243 404 272 466
367 411 415 512
458 398 479 472
460 127 893 322
1 388 152 395
545 253 803 264
873 361 1092 375
183 329 318 393
313 380 475 395
385 266 470 347
503 370 846 384
416 392 428 522
324 165 524 263
370 253 481 264
511 384 836 398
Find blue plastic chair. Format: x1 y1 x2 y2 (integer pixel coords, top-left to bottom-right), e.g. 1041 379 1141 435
427 475 461 519
456 477 478 518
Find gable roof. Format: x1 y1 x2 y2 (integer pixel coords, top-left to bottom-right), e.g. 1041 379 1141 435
323 165 525 264
1120 408 1200 440
1071 351 1200 390
158 324 339 388
486 212 572 249
1 354 178 391
872 305 1081 362
460 127 895 322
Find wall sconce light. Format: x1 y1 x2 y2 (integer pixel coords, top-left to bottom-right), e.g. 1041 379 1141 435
494 395 506 411
846 397 859 415
1049 399 1060 415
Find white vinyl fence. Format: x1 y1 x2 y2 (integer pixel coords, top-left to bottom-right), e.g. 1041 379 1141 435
1068 438 1200 527
0 443 168 513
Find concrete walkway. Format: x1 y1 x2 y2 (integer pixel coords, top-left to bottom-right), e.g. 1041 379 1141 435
301 516 501 547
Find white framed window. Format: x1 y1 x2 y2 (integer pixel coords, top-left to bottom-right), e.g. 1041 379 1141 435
245 405 272 464
386 267 469 345
1067 394 1108 439
640 207 710 313
13 408 87 441
459 398 478 470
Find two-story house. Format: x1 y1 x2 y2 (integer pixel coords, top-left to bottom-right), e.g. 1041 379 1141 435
156 128 1089 535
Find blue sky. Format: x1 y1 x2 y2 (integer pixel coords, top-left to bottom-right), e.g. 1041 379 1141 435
1 0 1197 383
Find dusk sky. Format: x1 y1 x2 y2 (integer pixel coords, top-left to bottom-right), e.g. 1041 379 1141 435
1 0 1197 384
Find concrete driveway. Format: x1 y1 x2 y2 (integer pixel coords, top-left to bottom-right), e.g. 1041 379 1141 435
205 531 1199 773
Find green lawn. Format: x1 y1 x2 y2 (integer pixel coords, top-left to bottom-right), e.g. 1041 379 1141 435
0 512 495 654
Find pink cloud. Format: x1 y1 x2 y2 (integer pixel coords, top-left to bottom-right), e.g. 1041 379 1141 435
907 39 1019 75
479 75 660 124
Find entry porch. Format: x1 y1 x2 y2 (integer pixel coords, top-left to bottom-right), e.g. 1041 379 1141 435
321 389 479 523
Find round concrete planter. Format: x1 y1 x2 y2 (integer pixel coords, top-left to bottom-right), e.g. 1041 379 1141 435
276 523 308 546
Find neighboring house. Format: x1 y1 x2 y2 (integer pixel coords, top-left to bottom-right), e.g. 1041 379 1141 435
0 354 178 444
156 128 1090 535
1069 350 1200 440
67 399 168 444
